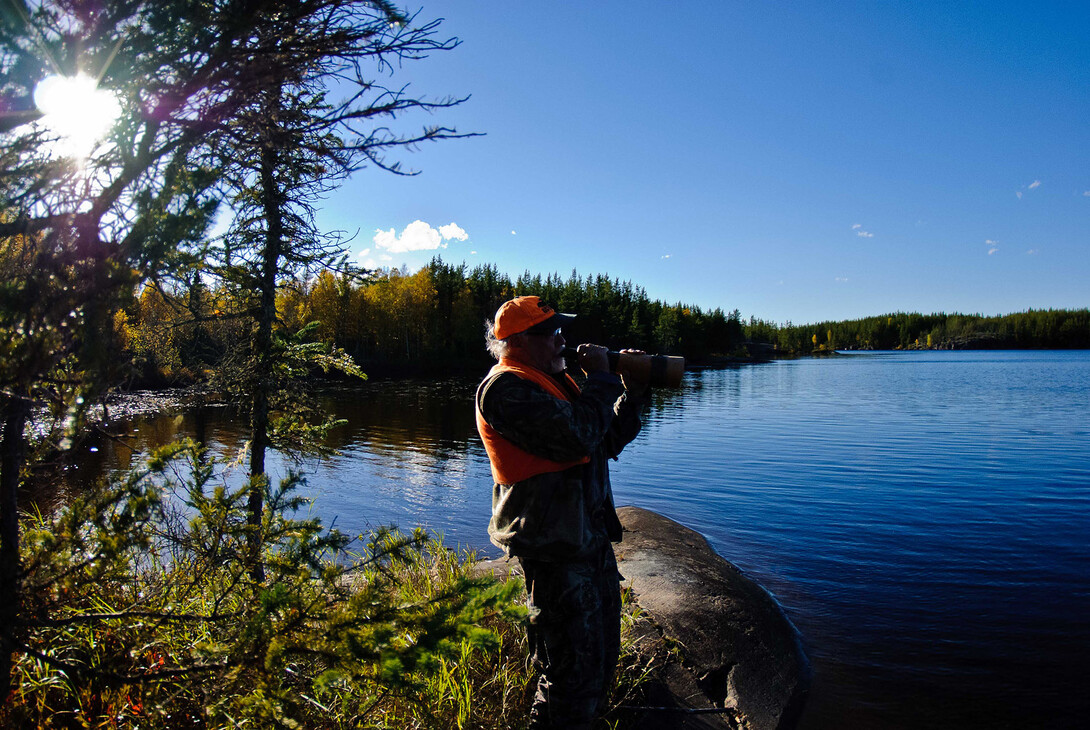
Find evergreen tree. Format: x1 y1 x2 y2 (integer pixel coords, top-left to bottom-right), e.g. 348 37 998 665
181 1 470 547
0 0 238 693
1 0 470 692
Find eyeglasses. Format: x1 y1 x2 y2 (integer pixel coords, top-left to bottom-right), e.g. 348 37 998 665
526 327 562 337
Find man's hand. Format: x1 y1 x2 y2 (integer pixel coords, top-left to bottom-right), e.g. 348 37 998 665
575 343 610 374
616 349 649 396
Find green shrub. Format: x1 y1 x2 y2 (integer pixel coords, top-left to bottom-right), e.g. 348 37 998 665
6 441 525 728
5 441 665 728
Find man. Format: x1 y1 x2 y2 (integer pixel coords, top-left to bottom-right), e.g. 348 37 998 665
475 295 648 729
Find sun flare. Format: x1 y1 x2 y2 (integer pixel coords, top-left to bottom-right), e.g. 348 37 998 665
33 73 121 160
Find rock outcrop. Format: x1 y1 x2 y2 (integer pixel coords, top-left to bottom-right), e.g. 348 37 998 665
474 506 809 729
614 506 809 730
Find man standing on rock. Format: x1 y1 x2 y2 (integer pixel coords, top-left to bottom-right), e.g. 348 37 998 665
475 295 648 729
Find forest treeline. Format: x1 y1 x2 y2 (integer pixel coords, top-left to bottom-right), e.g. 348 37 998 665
120 257 1090 384
746 309 1090 353
119 257 749 383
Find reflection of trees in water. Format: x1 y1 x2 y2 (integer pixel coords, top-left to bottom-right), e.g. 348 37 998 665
56 380 485 488
42 370 713 549
322 380 481 455
51 373 699 529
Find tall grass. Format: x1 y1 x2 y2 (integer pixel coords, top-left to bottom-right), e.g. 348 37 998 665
4 441 669 728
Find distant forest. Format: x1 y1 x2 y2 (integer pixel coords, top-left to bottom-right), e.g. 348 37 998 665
747 309 1090 353
121 258 743 382
119 257 1089 384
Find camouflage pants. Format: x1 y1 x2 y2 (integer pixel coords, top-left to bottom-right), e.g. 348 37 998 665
518 546 622 730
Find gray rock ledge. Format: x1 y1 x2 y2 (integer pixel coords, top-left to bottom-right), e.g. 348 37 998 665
614 506 810 730
476 507 810 729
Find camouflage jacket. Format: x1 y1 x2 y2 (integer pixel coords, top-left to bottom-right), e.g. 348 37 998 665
476 367 644 560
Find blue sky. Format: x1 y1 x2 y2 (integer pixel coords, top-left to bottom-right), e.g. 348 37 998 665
320 1 1089 325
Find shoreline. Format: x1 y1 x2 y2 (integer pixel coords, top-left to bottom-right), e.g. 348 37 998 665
614 506 810 730
478 507 810 730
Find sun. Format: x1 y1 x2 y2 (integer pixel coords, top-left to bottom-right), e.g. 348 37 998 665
33 73 121 160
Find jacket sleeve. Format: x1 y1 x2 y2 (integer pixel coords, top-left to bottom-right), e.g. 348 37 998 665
478 370 629 462
602 387 647 460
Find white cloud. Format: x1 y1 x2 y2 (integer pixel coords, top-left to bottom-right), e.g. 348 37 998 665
373 220 469 253
1026 249 1038 255
857 230 874 238
470 250 478 255
511 230 517 235
357 248 377 269
373 222 438 252
380 254 393 261
1017 180 1041 199
438 223 468 241
1083 191 1090 197
851 223 862 230
985 239 998 246
988 248 998 255
661 254 671 259
835 277 849 283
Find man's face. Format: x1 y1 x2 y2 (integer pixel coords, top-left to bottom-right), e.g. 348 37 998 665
515 328 566 374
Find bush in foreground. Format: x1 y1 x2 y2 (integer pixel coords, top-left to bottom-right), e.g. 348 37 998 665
4 442 664 728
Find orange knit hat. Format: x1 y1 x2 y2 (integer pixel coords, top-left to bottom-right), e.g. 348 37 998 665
493 296 575 339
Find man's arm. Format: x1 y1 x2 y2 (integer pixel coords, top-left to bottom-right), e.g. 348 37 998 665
602 386 647 460
478 371 626 463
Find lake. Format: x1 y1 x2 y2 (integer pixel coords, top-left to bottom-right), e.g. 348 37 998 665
74 350 1090 729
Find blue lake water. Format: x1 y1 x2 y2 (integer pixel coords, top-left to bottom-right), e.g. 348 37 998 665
82 350 1090 729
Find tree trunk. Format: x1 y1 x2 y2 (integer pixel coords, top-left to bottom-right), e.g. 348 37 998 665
0 397 29 702
247 103 285 581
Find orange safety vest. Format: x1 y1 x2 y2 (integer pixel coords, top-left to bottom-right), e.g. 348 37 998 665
476 359 591 484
